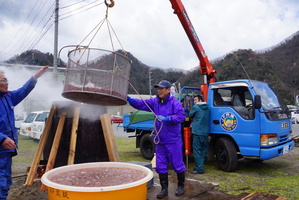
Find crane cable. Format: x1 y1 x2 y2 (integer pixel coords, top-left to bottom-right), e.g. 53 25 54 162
74 0 127 63
128 82 163 144
234 54 251 80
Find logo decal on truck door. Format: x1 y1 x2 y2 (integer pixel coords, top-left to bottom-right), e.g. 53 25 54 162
220 112 237 132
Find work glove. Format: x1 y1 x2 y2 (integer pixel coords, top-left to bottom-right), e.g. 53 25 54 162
157 115 172 122
127 96 135 105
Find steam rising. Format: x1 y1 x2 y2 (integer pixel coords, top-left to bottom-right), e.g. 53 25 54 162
0 65 107 121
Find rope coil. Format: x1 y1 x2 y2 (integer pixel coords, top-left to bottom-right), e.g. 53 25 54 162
129 82 163 144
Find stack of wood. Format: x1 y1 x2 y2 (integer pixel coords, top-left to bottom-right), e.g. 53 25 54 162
236 191 287 200
292 135 299 147
24 101 119 190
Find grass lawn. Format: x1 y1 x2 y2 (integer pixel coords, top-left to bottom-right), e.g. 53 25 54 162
13 135 299 199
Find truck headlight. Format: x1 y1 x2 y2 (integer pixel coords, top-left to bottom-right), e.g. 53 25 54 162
37 125 43 132
260 134 278 146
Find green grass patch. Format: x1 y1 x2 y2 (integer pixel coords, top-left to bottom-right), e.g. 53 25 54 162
115 137 148 162
13 135 299 199
184 153 299 199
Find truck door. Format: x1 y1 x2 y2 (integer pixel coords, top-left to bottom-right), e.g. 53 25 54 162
209 85 261 157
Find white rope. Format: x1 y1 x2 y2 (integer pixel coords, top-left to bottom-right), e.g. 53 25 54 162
152 118 163 144
128 82 163 144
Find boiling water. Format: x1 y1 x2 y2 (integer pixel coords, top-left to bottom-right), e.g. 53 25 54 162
49 167 147 187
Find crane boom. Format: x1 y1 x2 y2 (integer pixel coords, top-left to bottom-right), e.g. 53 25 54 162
169 0 216 100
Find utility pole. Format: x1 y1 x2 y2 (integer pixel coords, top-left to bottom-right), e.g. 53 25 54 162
149 69 152 98
53 0 59 79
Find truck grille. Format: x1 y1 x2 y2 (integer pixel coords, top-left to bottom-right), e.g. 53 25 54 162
279 134 289 143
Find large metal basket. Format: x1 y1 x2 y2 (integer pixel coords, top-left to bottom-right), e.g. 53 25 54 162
62 48 131 105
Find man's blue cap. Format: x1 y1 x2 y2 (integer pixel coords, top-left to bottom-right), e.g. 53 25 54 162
154 80 172 88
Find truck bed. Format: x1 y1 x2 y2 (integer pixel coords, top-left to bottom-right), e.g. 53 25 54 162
123 111 154 132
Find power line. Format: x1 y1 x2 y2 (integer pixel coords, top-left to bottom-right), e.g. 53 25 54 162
0 0 56 60
19 2 56 53
0 0 40 59
60 0 86 9
10 1 51 53
0 0 107 62
59 0 103 21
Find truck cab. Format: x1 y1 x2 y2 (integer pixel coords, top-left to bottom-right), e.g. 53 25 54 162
31 110 50 140
208 80 294 171
20 111 44 137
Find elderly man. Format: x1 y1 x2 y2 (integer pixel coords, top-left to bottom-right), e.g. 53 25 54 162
0 66 48 199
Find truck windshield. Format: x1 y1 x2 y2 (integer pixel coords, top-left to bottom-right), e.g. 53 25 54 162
35 112 49 122
251 81 290 120
24 113 37 123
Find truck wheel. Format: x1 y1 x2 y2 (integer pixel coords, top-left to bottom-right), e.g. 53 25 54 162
140 133 155 160
215 138 237 172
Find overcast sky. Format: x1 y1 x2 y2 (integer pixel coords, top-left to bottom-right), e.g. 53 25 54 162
0 0 298 71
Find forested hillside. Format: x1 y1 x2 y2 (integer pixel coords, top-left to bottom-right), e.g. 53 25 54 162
5 31 299 104
5 49 66 67
176 31 299 104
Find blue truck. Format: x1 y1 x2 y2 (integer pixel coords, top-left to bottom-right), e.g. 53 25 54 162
123 83 294 172
123 0 294 172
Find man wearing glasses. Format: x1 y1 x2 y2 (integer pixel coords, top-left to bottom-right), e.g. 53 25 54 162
0 66 48 199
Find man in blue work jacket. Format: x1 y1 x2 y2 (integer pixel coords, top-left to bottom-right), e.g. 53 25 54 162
127 80 186 199
0 66 48 199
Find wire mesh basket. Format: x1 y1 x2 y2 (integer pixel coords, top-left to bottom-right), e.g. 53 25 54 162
62 48 131 106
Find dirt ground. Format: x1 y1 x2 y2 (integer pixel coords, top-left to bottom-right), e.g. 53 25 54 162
7 146 299 200
8 177 48 200
7 172 234 200
147 171 236 200
7 158 235 200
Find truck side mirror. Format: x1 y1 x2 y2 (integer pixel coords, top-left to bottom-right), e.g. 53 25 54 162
254 95 261 109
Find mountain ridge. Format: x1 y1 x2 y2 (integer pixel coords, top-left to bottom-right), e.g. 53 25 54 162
4 30 299 104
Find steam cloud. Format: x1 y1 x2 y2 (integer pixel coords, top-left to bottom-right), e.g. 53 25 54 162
0 65 107 121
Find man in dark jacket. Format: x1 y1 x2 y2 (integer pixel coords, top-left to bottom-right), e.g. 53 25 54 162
189 95 210 174
127 80 186 199
0 66 48 199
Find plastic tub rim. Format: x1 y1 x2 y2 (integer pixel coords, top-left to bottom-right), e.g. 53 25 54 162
41 162 153 192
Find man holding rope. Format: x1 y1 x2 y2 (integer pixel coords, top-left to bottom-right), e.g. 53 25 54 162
127 80 186 199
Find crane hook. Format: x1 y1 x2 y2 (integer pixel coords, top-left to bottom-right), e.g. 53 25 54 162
105 0 115 8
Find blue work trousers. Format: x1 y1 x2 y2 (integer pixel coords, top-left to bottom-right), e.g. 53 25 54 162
0 153 12 200
155 140 185 174
192 134 208 173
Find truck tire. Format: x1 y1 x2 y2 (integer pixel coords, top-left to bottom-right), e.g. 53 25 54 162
215 137 237 172
140 133 156 160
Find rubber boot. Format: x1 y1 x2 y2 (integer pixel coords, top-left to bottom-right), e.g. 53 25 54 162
175 172 185 196
157 173 168 199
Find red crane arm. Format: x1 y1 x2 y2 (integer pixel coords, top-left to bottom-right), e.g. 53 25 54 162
169 0 216 99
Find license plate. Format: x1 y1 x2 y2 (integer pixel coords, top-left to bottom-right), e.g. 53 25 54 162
283 145 289 154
